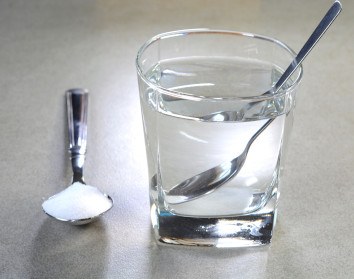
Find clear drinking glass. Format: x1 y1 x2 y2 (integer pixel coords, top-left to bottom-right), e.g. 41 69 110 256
136 29 302 247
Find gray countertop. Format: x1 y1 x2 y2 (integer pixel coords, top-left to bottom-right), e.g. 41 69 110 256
0 0 353 278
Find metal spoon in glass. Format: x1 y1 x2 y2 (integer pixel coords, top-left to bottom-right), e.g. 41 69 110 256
165 1 342 204
42 89 113 225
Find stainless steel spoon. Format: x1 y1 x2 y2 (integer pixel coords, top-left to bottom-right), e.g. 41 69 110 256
165 1 342 204
42 89 113 225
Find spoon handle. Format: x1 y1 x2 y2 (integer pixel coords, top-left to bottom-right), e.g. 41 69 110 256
66 88 89 183
273 1 342 93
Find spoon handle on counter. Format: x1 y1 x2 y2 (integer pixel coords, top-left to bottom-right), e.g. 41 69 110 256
66 88 89 184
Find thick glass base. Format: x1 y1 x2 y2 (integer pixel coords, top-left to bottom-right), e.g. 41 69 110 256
151 194 277 248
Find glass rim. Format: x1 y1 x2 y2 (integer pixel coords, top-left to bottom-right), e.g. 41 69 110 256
136 28 303 101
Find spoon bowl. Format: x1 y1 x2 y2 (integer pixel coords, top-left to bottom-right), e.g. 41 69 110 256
42 182 113 225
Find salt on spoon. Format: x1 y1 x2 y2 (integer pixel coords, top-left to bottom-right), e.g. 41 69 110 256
42 89 113 225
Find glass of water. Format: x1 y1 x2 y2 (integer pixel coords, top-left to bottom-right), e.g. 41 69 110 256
136 29 302 247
